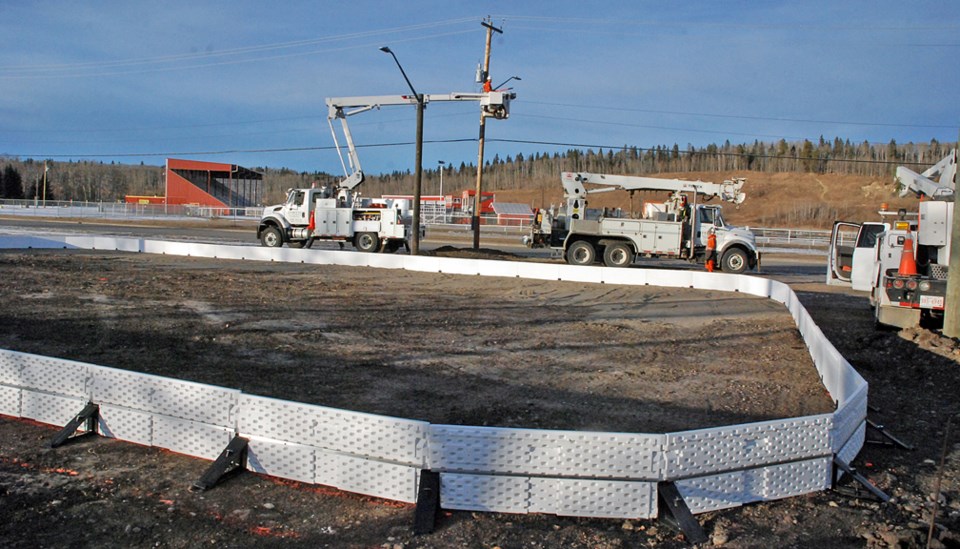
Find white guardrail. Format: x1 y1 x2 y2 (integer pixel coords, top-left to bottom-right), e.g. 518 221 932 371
0 235 865 521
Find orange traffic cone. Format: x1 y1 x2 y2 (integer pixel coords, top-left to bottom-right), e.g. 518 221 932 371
898 230 918 276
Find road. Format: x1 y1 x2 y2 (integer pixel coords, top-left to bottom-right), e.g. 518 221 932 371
0 216 829 284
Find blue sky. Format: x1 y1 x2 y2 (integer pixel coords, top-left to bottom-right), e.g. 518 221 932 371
1 1 957 176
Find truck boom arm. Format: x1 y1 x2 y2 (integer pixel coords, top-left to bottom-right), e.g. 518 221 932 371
896 149 957 199
561 172 746 204
326 91 515 192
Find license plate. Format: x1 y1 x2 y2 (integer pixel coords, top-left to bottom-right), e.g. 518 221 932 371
920 295 944 309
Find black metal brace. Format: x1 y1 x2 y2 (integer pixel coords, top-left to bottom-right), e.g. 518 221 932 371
413 470 441 535
50 402 100 448
832 456 890 502
657 481 707 545
191 435 249 492
866 419 915 450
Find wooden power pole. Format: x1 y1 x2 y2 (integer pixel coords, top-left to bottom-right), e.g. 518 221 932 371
472 18 502 249
943 144 960 337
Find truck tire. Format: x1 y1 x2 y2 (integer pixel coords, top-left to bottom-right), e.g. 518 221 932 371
720 248 748 274
566 240 596 266
602 242 633 268
260 226 283 248
354 232 380 253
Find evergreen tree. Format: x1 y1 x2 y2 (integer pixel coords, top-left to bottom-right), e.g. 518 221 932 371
2 165 24 199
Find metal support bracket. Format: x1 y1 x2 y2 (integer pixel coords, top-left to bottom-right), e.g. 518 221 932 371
50 402 99 448
657 481 707 545
191 435 249 492
413 470 441 535
832 456 890 502
866 419 915 450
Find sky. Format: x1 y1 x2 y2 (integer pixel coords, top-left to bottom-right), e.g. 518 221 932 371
1 1 958 177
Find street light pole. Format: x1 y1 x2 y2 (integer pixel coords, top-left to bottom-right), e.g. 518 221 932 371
438 160 445 198
380 46 424 255
438 160 446 223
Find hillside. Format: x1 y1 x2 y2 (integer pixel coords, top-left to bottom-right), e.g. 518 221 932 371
492 171 919 229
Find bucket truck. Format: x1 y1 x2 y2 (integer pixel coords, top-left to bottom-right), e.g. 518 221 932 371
828 150 956 328
257 91 515 251
524 172 759 273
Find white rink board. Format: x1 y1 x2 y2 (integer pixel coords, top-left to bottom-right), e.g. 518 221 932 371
0 385 20 416
0 235 868 519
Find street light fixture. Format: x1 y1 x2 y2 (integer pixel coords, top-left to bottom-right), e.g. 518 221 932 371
493 76 521 90
380 46 425 255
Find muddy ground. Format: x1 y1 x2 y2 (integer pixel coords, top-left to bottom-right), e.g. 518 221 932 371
0 249 958 548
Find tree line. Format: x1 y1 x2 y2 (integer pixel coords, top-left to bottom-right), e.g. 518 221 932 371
360 137 954 199
0 137 953 204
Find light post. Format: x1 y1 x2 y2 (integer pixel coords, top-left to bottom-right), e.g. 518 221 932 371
438 160 446 198
380 46 424 255
438 160 446 223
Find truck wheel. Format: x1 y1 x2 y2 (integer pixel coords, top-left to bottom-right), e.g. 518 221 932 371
260 226 283 248
720 248 748 274
566 240 596 266
354 232 380 253
603 242 633 268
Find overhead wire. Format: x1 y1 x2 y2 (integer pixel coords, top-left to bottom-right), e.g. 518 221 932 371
523 101 957 130
0 17 479 76
19 137 935 168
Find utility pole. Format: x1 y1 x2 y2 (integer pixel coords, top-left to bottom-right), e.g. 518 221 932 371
412 95 424 254
943 145 960 337
42 161 48 204
472 18 502 249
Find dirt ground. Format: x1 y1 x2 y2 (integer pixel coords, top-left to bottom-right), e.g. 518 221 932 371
0 249 958 548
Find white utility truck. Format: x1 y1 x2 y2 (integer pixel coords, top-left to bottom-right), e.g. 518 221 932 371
257 91 515 251
828 150 956 328
524 172 759 273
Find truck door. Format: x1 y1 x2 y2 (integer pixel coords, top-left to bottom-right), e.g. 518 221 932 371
827 221 886 288
694 206 719 246
850 223 887 292
285 190 308 226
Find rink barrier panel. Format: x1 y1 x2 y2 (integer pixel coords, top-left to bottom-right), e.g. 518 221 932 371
0 235 866 519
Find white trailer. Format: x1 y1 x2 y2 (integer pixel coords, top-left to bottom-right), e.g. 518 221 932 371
525 172 759 273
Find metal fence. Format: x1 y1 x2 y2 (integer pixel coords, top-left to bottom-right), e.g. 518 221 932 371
1 199 840 251
752 227 832 249
0 199 262 221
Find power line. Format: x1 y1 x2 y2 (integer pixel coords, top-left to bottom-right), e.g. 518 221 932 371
0 28 477 80
0 17 477 75
523 101 957 130
492 14 960 32
17 138 478 159
16 136 938 168
513 112 810 141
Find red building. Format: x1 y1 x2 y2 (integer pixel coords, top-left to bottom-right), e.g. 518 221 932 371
164 158 262 207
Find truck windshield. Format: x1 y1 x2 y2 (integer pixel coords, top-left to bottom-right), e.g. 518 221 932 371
286 190 305 206
699 207 725 228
